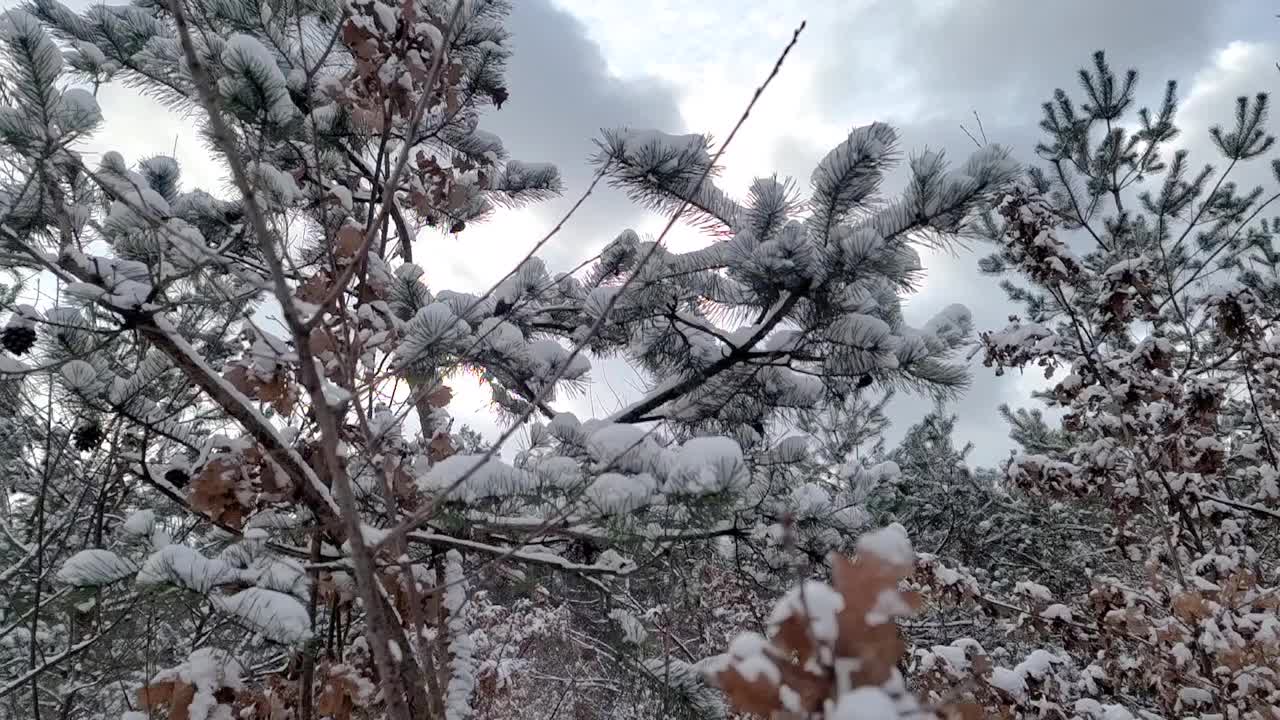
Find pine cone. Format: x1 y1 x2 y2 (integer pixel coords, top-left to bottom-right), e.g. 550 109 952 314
72 422 103 452
164 467 190 488
491 85 509 110
449 219 466 234
1 325 35 355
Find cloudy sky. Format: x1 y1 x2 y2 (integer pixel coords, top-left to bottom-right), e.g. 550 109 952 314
24 0 1280 464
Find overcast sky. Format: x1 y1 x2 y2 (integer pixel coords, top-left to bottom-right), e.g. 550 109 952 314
21 0 1280 464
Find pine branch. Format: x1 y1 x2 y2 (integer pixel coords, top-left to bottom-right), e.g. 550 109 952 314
377 22 808 559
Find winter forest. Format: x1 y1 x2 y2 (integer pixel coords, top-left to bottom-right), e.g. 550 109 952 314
0 0 1279 718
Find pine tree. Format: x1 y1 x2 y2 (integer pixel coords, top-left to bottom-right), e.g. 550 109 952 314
905 51 1280 718
0 0 1035 713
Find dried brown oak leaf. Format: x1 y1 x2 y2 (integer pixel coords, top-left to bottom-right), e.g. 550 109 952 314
316 664 362 720
717 529 920 717
138 680 197 720
297 273 335 305
225 362 297 417
830 546 920 686
190 458 247 529
336 223 365 258
428 433 457 462
426 384 453 408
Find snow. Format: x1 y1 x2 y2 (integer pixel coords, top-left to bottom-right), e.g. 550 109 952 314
856 523 913 566
463 129 504 159
503 160 557 185
585 423 652 471
399 302 471 363
212 587 312 645
667 436 746 494
922 640 985 675
961 143 1019 185
56 87 101 131
1040 603 1073 621
789 482 833 517
988 666 1026 697
1017 649 1059 678
527 339 590 379
70 40 107 66
219 34 297 125
1177 686 1213 706
609 608 648 645
252 162 302 206
329 184 353 211
585 472 657 513
137 544 238 593
418 454 533 502
615 129 709 166
444 550 477 720
149 647 244 720
371 0 397 33
0 13 61 75
1103 257 1146 278
830 687 897 720
812 122 896 210
595 549 635 572
1015 580 1052 601
1074 700 1135 720
58 359 98 390
548 412 581 437
923 303 971 343
771 435 811 463
529 455 583 489
107 279 153 308
866 587 914 626
725 632 779 684
57 549 138 586
769 581 845 645
120 509 156 536
830 313 892 348
0 355 28 375
241 557 310 600
416 21 443 50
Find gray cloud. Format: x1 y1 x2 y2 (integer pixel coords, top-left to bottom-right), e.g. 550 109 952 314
764 1 1277 464
478 0 686 269
423 0 689 436
816 0 1240 125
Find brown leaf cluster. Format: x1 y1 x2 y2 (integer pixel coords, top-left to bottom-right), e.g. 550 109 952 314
138 680 235 720
715 549 919 717
332 0 483 234
428 433 456 462
224 363 297 416
190 458 247 528
189 444 293 529
316 663 366 720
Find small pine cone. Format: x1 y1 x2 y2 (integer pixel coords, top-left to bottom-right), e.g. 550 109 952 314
72 422 103 452
490 85 509 110
163 467 190 488
1 325 36 355
449 219 466 234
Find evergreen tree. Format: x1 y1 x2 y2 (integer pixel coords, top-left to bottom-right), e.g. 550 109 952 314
906 52 1280 718
0 4 1018 720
